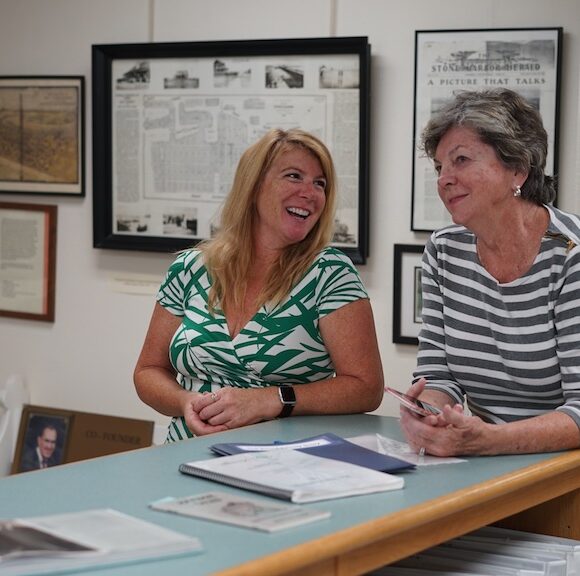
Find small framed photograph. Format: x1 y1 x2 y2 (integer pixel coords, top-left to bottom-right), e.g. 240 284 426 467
393 244 424 345
11 405 155 475
0 202 57 322
12 406 72 474
92 36 370 263
0 76 85 196
412 27 562 231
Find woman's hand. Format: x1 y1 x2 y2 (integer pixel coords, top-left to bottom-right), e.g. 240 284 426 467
181 391 229 436
397 378 486 456
188 387 281 435
399 395 488 456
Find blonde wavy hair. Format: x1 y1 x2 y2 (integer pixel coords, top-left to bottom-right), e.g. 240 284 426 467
199 128 337 313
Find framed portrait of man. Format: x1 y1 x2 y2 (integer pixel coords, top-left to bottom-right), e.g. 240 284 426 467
12 406 72 474
10 404 155 474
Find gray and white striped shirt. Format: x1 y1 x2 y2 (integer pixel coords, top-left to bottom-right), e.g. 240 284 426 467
415 205 580 429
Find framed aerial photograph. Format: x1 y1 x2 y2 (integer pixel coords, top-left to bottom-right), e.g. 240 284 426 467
92 36 371 263
412 27 562 232
393 244 424 345
12 406 72 474
0 76 85 196
0 202 57 322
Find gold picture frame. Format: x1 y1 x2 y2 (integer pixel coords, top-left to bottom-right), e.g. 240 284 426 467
11 406 72 474
11 404 155 475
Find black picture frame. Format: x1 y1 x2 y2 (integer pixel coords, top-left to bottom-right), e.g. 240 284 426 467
0 76 85 196
92 36 370 264
393 243 424 345
411 27 562 232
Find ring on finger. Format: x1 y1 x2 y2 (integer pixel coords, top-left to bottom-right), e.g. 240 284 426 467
210 392 217 402
418 447 426 457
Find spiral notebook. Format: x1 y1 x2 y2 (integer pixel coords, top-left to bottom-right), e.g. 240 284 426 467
179 449 404 503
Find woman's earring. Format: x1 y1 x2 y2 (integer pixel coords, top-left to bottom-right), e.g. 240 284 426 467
513 185 522 197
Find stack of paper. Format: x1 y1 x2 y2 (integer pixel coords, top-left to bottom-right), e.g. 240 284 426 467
0 508 203 575
368 525 579 575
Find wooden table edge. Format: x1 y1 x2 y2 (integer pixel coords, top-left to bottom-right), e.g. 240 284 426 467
214 449 580 576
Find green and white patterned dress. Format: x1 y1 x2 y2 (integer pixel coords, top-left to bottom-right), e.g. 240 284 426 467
157 246 368 442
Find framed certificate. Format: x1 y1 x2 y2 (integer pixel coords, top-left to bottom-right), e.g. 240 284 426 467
0 202 57 322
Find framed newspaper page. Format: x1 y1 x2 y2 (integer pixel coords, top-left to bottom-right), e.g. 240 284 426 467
412 27 562 232
92 37 371 263
392 244 424 345
0 76 85 196
0 202 57 322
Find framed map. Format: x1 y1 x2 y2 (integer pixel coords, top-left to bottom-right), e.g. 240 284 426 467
0 76 84 196
92 37 370 263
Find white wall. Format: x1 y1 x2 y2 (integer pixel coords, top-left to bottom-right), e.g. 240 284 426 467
0 0 578 429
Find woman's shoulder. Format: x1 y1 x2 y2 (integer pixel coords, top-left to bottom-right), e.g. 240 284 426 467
304 247 362 279
546 205 580 246
312 246 357 267
164 249 206 279
169 248 204 267
431 224 471 242
428 225 474 252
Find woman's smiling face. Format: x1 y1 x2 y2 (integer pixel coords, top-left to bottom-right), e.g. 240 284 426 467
253 146 327 251
434 125 524 230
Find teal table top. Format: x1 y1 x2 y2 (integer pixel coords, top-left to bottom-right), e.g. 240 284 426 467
0 414 565 575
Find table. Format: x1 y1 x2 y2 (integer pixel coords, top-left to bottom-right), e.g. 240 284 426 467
1 414 579 575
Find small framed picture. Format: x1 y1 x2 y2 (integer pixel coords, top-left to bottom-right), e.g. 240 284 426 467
0 76 85 196
393 244 424 345
12 406 72 474
10 404 155 474
0 202 57 322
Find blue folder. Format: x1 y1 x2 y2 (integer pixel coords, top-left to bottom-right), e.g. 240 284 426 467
210 432 415 473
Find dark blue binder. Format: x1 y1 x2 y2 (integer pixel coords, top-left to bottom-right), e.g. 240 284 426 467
210 432 415 473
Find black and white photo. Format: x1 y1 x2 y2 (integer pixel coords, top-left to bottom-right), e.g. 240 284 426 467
92 37 370 263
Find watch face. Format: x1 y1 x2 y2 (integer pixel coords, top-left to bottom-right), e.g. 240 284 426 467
280 385 296 404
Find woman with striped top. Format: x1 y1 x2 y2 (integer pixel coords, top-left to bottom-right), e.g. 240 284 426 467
134 129 383 440
400 89 580 456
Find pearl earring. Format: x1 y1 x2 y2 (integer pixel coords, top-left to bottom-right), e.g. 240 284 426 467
513 185 522 197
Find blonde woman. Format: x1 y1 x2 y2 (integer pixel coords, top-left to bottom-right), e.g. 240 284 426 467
134 128 383 441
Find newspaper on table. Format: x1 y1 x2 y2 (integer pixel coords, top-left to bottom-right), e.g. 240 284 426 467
0 508 202 575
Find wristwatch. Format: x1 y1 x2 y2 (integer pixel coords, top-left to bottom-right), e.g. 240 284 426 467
277 385 296 418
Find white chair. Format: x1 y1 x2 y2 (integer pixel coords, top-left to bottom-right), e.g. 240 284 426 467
0 374 29 476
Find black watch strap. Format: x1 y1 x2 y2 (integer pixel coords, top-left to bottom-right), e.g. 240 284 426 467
278 385 296 418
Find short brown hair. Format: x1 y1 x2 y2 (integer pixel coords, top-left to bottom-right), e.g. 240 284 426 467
421 89 555 204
